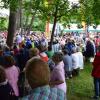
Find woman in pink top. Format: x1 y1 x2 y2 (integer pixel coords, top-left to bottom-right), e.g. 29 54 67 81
3 55 19 98
50 52 67 93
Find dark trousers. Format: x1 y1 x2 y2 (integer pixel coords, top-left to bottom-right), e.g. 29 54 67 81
94 78 100 96
72 68 80 76
65 71 72 78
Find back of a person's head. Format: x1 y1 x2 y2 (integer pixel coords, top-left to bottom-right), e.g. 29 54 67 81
0 66 6 83
3 55 15 68
39 45 46 52
76 47 80 52
72 47 76 53
63 49 68 55
25 58 50 89
29 48 39 58
52 52 63 63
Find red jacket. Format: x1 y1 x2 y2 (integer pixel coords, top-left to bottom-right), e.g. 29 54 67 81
92 52 100 78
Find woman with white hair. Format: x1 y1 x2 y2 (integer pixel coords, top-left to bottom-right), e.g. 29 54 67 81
71 47 80 76
76 47 84 70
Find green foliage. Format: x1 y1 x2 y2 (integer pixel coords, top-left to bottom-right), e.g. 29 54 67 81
32 17 46 32
92 0 100 24
79 0 94 24
1 0 19 11
38 0 69 21
0 17 8 31
79 0 100 24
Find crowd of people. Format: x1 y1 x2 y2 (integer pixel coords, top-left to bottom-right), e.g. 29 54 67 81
0 31 100 100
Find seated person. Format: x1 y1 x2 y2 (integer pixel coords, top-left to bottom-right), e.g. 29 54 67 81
21 58 66 100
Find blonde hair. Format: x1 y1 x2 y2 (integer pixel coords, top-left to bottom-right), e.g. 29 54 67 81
29 48 39 58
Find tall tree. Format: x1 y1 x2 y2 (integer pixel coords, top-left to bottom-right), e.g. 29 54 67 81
40 0 69 48
92 0 100 24
79 0 94 35
1 0 18 47
23 0 43 34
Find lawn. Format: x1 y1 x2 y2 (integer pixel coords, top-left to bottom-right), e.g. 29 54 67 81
67 62 94 100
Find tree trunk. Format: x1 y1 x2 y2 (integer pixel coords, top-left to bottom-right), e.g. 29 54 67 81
19 0 23 36
27 15 34 34
50 8 58 49
6 8 17 48
24 14 29 32
50 16 57 48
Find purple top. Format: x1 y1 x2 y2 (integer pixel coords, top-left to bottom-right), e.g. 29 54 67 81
5 65 19 96
50 61 67 93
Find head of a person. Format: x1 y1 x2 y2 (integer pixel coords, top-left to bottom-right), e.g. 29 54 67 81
76 47 80 52
63 49 69 55
72 47 77 53
39 45 46 52
25 58 50 89
29 48 39 58
52 52 63 64
0 66 6 83
3 55 15 68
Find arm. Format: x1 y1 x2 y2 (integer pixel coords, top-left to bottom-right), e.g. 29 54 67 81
50 69 65 86
49 80 64 86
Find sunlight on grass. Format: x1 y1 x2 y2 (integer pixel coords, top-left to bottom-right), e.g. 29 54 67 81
67 62 94 100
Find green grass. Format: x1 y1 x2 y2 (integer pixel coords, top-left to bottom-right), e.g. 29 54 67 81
67 62 94 100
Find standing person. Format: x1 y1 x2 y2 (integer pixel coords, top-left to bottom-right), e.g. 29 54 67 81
71 47 80 76
39 45 49 62
63 49 73 79
29 48 40 59
21 58 66 100
91 46 100 100
50 52 67 93
0 66 16 100
3 55 19 99
76 47 84 70
84 40 95 61
46 46 54 59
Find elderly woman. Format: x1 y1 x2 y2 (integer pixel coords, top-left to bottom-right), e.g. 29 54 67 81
29 48 40 59
3 55 19 99
63 49 73 79
50 52 67 93
0 66 15 100
22 58 66 100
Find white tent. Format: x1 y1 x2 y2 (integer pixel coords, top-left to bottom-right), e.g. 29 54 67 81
0 9 9 17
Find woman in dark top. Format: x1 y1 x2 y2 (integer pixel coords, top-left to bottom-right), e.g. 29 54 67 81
0 66 16 100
